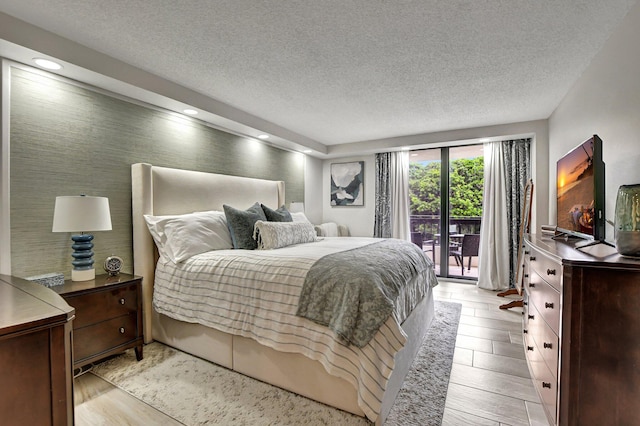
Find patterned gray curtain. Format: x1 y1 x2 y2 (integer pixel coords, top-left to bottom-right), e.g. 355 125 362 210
374 153 392 238
502 139 531 288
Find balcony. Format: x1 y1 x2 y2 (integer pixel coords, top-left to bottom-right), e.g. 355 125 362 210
410 215 481 279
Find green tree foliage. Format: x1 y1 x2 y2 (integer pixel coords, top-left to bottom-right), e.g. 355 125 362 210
410 157 484 217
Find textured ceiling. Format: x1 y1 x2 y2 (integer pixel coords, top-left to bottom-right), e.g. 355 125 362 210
0 1 637 147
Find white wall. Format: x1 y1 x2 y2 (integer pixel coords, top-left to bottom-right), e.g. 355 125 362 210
303 155 323 224
549 1 640 242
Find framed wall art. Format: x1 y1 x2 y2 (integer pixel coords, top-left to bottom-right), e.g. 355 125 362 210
330 161 364 206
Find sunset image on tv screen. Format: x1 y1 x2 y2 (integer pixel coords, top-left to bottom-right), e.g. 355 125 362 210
557 139 595 235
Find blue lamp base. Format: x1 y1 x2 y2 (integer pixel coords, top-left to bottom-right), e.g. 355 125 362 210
71 234 96 281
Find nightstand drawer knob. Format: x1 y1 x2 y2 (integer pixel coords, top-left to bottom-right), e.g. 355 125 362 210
547 268 556 276
542 382 552 389
119 298 126 305
544 342 553 349
119 327 125 334
527 346 534 351
545 302 554 309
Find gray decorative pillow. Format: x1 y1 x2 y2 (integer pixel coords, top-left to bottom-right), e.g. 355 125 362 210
261 204 293 222
253 220 317 250
223 202 267 250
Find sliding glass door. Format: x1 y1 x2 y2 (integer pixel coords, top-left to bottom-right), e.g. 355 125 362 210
410 144 484 279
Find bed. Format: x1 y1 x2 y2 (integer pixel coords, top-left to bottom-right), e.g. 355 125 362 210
131 163 437 425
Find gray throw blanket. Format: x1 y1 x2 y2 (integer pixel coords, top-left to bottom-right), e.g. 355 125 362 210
296 239 431 348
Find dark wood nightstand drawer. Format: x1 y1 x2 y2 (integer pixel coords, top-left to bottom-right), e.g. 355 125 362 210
74 313 138 362
64 284 138 328
53 273 143 368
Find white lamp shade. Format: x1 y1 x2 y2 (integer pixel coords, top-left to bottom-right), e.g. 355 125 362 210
289 202 305 213
52 196 112 232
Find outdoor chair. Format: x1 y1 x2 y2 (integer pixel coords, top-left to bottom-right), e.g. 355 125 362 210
450 234 480 275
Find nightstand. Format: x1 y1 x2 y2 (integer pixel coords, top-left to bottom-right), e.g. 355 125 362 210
52 273 143 369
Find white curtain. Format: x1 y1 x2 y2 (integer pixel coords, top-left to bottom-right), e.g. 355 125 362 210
477 142 511 290
390 151 410 240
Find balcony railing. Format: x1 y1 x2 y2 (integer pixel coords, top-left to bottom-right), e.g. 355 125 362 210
410 215 482 279
410 215 482 238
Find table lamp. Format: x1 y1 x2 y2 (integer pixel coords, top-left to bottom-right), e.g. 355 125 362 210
52 195 112 281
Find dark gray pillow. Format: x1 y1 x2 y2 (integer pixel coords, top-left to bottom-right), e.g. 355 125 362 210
261 204 293 222
223 202 267 250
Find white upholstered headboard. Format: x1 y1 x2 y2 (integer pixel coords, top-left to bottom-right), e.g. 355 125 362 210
131 163 285 342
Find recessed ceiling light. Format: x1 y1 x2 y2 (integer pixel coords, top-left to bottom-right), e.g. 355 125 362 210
302 149 313 154
257 134 269 140
183 109 198 115
33 58 62 70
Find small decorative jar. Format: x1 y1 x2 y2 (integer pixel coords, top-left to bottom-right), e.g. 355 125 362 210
614 184 640 257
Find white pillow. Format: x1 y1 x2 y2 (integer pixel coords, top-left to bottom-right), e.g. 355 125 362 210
164 211 233 262
290 212 311 224
144 211 232 262
144 213 183 260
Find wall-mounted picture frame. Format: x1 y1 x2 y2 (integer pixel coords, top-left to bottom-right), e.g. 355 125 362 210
331 161 364 206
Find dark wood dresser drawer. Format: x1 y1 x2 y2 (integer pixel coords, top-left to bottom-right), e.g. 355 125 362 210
527 303 559 378
526 331 558 426
529 271 561 335
528 249 561 291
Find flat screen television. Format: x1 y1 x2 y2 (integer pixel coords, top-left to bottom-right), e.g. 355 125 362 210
556 135 606 245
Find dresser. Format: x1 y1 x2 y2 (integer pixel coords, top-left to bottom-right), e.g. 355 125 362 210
52 273 143 369
523 234 640 425
0 274 75 426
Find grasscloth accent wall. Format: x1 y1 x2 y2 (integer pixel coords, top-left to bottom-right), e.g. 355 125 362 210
9 67 304 279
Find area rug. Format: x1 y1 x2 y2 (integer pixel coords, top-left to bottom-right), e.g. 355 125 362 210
91 300 461 425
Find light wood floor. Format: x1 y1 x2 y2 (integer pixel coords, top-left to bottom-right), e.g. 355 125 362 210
74 280 549 425
436 280 549 426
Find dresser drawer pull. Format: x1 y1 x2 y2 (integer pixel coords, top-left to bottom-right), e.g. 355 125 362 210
524 274 529 278
525 250 530 255
527 346 534 351
529 256 536 261
545 302 554 309
119 327 125 334
529 283 535 288
543 342 553 349
119 298 126 305
523 329 528 334
542 382 552 389
546 269 556 276
523 301 528 306
528 314 535 320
